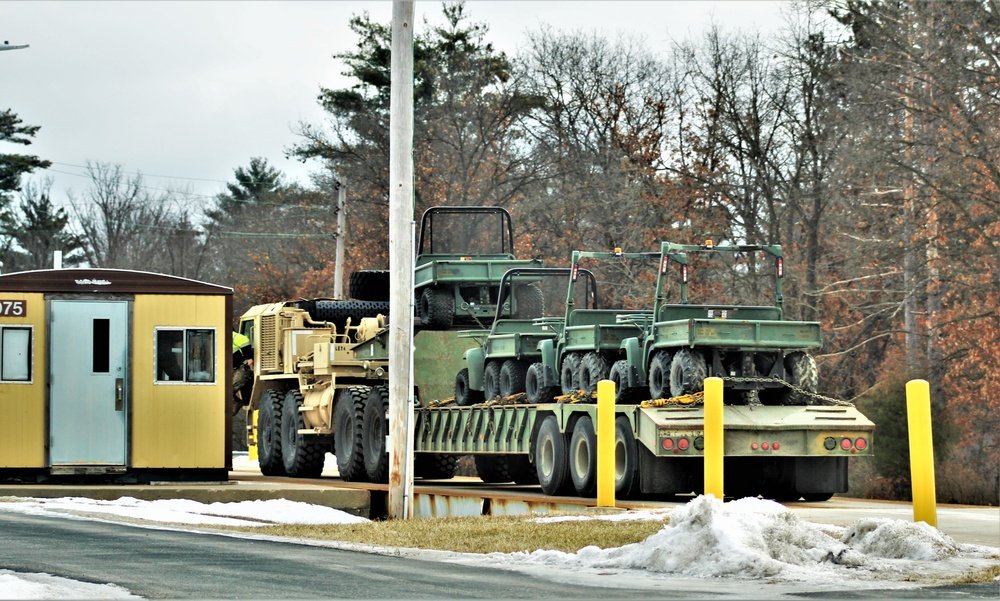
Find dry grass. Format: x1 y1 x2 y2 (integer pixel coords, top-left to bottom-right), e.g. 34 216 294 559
232 514 667 554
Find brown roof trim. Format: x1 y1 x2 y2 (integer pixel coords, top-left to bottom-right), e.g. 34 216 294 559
0 268 233 296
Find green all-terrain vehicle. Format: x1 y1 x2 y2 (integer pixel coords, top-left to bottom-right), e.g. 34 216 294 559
454 266 597 405
614 240 823 405
414 206 543 329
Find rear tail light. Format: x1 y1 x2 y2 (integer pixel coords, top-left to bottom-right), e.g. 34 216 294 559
855 438 867 451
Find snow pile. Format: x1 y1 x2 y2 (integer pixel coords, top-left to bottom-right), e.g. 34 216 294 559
0 570 139 600
492 495 998 586
0 496 368 527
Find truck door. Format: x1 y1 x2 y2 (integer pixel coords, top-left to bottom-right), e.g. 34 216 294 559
49 299 129 466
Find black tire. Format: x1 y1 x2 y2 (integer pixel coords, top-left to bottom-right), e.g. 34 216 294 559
535 415 571 496
334 386 367 482
257 389 285 476
304 300 390 328
525 362 557 404
578 352 609 395
569 416 597 497
362 385 390 483
762 481 801 503
474 455 512 483
483 361 502 401
801 492 834 502
560 353 582 395
513 284 544 319
648 351 672 400
507 454 539 485
609 359 640 403
419 287 455 329
669 348 708 397
615 415 639 498
781 352 819 406
499 360 527 398
455 367 484 406
415 453 458 480
281 390 327 478
349 270 390 302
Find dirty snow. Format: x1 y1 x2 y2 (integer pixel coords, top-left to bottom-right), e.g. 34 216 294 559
0 491 996 597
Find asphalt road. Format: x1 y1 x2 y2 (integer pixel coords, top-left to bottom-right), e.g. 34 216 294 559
0 512 725 599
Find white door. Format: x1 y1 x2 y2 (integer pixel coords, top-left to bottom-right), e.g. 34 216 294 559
49 300 129 466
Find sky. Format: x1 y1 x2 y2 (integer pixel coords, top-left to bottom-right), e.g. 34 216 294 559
0 486 997 599
2 1 795 213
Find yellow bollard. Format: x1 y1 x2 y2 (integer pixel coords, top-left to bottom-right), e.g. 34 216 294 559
248 409 259 461
596 379 615 507
906 379 937 527
703 377 724 499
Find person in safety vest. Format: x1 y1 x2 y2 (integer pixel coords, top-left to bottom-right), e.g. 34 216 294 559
231 331 253 416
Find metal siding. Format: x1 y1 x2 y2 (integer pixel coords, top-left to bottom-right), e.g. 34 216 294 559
0 293 45 467
131 295 227 468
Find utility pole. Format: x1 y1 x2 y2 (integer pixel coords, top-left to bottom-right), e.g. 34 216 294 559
387 0 415 519
333 181 346 298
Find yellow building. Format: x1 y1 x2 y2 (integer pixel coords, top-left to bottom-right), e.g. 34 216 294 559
0 268 232 481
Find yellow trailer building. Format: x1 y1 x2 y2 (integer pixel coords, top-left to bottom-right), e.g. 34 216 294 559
0 268 232 481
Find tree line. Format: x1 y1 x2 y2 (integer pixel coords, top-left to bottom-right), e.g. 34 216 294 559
2 0 996 503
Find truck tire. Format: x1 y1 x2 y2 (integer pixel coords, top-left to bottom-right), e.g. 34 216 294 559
302 300 390 326
781 352 819 405
560 353 582 395
507 454 539 485
281 390 327 478
455 368 484 406
415 453 458 480
615 415 639 498
569 416 598 497
648 351 672 400
257 389 285 476
525 362 557 404
669 349 707 397
334 386 368 482
483 361 502 401
499 360 527 398
609 360 640 403
474 455 512 483
419 287 455 329
535 415 571 496
349 270 390 302
578 352 609 395
362 385 390 483
513 284 544 319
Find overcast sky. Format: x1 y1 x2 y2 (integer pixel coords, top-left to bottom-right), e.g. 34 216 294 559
3 1 792 210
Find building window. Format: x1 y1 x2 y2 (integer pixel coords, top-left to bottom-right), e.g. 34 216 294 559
1 326 32 382
155 328 215 384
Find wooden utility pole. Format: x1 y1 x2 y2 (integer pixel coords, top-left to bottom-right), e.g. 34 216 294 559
387 0 415 519
333 181 346 299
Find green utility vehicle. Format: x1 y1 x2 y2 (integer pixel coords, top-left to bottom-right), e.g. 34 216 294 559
526 248 660 402
454 267 597 405
614 241 822 404
414 206 543 329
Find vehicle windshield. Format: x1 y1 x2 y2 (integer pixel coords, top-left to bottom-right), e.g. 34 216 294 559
495 269 595 320
417 207 513 256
